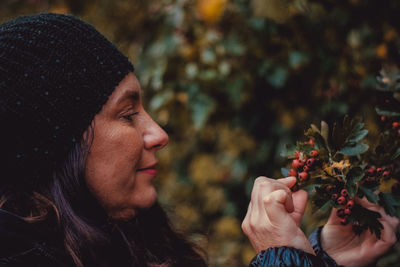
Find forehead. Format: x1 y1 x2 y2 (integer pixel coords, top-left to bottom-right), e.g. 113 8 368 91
108 72 141 104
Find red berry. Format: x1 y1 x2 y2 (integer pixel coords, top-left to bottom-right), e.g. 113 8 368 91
337 196 346 205
306 158 316 167
288 168 297 177
292 159 300 168
382 170 391 179
381 115 386 122
346 200 354 209
365 177 375 182
299 171 309 181
337 208 346 218
341 189 348 197
366 167 376 177
397 129 400 136
292 159 304 169
340 217 348 225
310 150 319 157
376 168 383 175
294 150 300 159
331 193 338 201
393 122 400 129
326 185 334 193
307 138 315 146
344 208 351 215
303 165 310 172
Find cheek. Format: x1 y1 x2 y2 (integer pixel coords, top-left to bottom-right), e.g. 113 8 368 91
85 123 143 204
88 123 142 169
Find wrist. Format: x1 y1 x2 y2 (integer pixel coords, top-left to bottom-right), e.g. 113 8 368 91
291 229 316 255
309 226 341 266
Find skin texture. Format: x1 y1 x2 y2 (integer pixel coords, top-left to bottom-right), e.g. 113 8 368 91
85 72 169 221
242 176 315 255
321 197 399 267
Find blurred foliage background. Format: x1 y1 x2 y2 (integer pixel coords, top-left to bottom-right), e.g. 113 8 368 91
2 0 400 266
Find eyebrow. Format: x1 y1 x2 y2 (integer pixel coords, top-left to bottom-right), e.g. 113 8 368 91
116 90 140 105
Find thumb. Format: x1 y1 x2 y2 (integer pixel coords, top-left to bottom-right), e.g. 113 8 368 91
264 189 293 225
290 189 308 226
277 176 297 188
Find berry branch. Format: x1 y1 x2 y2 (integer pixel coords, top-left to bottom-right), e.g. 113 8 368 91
281 67 400 238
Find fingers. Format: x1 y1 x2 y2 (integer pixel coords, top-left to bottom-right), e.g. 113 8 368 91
379 218 397 245
355 197 400 232
242 176 312 253
277 176 297 188
264 189 293 225
252 176 295 213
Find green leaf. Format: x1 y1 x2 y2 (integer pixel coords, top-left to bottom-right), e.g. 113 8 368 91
346 167 364 197
313 133 328 150
280 144 297 157
332 116 369 155
319 200 332 212
305 126 328 151
348 129 368 143
359 186 379 203
378 193 400 218
339 143 369 156
281 167 290 177
351 204 383 239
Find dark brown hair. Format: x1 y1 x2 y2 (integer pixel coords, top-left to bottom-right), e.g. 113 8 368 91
0 128 207 267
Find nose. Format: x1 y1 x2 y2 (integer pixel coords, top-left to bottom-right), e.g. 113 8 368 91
143 113 169 151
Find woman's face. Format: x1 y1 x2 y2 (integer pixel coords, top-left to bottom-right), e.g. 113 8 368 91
85 72 169 220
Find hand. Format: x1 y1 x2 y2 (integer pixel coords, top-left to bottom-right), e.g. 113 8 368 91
321 197 399 267
242 176 315 255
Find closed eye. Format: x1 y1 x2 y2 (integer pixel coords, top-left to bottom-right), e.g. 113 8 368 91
122 112 139 122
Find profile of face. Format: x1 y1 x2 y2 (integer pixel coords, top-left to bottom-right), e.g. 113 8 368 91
85 72 169 220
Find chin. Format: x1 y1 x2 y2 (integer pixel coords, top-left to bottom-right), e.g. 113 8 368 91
139 188 158 209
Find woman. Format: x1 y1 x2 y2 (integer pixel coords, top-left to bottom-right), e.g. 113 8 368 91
0 13 397 267
0 13 206 267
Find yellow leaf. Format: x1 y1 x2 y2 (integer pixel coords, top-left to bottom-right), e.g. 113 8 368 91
324 160 350 176
379 179 397 193
376 43 388 59
196 0 228 23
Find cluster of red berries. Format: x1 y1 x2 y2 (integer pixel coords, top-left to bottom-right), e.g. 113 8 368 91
380 115 400 136
363 166 400 195
364 166 391 183
289 149 320 183
331 188 354 225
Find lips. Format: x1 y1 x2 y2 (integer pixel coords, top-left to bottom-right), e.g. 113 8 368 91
137 163 158 176
138 168 157 176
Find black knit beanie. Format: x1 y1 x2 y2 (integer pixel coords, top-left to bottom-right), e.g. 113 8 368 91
0 13 134 189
